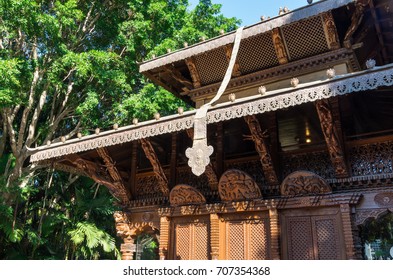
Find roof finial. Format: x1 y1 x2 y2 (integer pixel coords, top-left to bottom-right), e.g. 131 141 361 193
279 7 284 15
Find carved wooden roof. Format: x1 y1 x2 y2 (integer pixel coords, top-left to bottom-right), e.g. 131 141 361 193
138 0 393 105
28 64 393 162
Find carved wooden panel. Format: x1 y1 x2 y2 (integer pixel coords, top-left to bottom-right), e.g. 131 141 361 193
287 217 314 260
313 217 340 260
218 169 262 201
349 141 393 177
222 212 271 260
281 171 332 196
227 222 245 260
283 209 344 260
169 184 206 206
172 216 210 260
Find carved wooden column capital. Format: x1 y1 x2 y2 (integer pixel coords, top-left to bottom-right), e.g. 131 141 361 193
244 115 279 185
114 211 136 260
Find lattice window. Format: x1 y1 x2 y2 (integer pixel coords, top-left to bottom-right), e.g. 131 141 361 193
194 224 209 260
175 224 191 260
287 217 314 260
314 218 338 260
226 160 267 192
350 141 393 176
282 16 329 61
237 33 279 74
250 222 269 260
282 151 335 179
228 222 245 260
177 166 211 194
135 175 161 198
194 48 229 85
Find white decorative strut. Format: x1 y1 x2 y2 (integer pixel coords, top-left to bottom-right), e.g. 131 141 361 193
186 27 244 176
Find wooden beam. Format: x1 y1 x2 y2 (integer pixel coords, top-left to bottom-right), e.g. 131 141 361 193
185 57 202 88
244 115 279 185
315 99 349 178
64 153 131 204
186 128 218 191
139 138 170 196
321 12 340 50
369 0 389 64
223 44 241 77
170 133 178 189
272 28 289 64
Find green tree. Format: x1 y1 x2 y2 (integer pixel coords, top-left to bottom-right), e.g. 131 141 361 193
0 0 239 259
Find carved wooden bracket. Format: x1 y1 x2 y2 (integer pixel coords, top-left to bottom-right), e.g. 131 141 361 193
97 147 131 200
315 99 349 178
186 128 219 191
321 12 340 50
139 138 170 196
280 171 332 197
218 169 262 201
169 184 206 206
272 28 289 64
64 154 131 204
343 0 370 48
185 57 201 88
244 115 279 185
164 65 193 91
223 44 241 77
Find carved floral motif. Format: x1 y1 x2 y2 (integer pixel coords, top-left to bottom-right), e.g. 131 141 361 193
218 169 262 201
281 171 332 196
169 184 206 206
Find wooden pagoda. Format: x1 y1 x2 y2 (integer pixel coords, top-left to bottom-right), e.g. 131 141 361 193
29 0 393 260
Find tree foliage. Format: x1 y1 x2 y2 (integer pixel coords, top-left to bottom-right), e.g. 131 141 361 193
0 0 239 259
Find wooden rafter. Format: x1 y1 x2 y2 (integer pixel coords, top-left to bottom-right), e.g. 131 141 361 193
223 44 241 77
244 115 279 185
64 153 131 204
186 128 218 191
163 65 193 90
185 57 201 88
139 138 170 196
315 99 349 178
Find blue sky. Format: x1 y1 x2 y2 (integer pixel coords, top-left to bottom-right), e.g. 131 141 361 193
189 0 319 26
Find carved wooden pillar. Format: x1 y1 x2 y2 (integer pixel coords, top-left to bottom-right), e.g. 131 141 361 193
114 211 136 260
266 200 280 260
340 204 356 259
158 208 172 260
210 213 220 260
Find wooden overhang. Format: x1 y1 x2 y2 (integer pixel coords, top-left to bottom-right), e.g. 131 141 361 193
27 0 393 207
139 0 393 107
